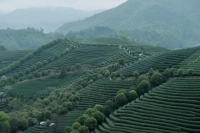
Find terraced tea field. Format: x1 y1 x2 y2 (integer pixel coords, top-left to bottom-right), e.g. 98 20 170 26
3 40 71 77
78 78 137 109
0 75 82 102
97 77 200 133
117 46 200 76
175 49 200 75
0 50 32 69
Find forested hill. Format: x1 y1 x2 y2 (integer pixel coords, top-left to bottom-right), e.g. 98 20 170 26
0 28 64 50
57 0 200 49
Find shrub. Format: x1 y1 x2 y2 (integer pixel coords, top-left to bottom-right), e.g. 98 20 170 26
148 68 155 76
137 80 151 95
150 73 163 86
133 71 139 79
115 93 127 106
138 75 148 83
126 90 138 102
98 74 103 79
76 114 89 125
94 105 103 112
178 69 183 77
44 110 52 119
78 126 89 133
188 69 193 76
110 72 116 79
93 111 105 124
118 58 125 65
64 126 73 133
72 122 81 130
84 117 97 131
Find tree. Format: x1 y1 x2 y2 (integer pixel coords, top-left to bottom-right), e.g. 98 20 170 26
64 126 73 133
36 62 42 68
63 102 73 110
85 108 96 117
102 105 112 117
84 117 97 131
0 111 10 133
104 70 110 77
120 74 125 80
76 114 89 125
0 45 6 51
21 119 29 130
118 58 125 65
178 69 183 77
72 122 81 130
25 68 31 74
133 71 139 79
117 89 126 95
163 68 170 80
148 68 155 76
75 63 81 70
59 67 66 78
98 74 103 79
94 104 103 112
138 75 148 83
170 68 175 77
110 72 116 79
88 80 94 84
150 73 163 86
44 110 52 119
188 69 193 76
115 93 127 106
43 98 50 105
93 111 105 124
126 90 138 102
137 80 151 95
78 126 89 133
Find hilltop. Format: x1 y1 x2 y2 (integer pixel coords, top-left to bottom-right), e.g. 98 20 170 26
0 7 103 33
57 0 200 49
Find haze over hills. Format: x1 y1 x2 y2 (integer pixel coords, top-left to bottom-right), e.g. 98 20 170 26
0 7 104 33
57 0 200 49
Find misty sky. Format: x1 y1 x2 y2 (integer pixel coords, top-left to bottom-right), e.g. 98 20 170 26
0 0 127 13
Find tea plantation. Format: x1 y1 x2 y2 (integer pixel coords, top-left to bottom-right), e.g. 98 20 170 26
96 77 200 133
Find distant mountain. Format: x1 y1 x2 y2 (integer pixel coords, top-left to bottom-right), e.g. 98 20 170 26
0 7 104 33
56 0 200 49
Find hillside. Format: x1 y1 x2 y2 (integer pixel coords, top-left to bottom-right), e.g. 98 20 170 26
0 28 64 50
0 7 103 33
57 0 200 49
0 38 171 132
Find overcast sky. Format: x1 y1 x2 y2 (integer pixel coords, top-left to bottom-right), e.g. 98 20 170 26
0 0 127 13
